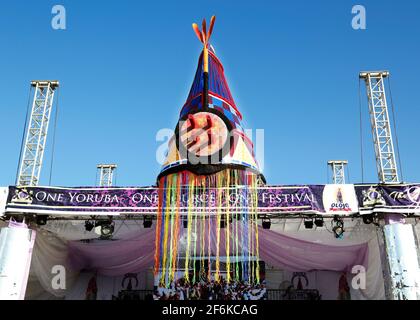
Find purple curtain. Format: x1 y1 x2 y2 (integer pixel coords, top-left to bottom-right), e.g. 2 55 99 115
259 229 369 272
67 228 369 276
67 229 155 276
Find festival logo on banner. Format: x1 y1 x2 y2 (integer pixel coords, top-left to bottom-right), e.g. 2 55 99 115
360 186 386 207
11 188 34 204
322 184 358 214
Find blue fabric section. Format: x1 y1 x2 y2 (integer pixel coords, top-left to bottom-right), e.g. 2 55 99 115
180 95 202 118
184 52 236 110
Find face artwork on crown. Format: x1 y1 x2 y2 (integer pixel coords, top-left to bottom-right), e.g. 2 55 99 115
176 111 232 164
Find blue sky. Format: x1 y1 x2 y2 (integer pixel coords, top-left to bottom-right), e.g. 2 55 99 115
0 0 419 187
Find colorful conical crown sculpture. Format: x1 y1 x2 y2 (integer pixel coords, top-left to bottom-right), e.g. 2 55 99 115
158 16 264 182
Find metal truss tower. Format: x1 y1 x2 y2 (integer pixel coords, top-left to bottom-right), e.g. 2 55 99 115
360 71 420 300
327 160 347 184
359 71 399 184
17 81 59 186
97 164 117 187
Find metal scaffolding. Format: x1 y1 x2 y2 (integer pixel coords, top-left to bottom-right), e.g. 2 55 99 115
360 71 400 184
97 164 117 187
327 160 348 184
360 71 420 300
17 81 59 186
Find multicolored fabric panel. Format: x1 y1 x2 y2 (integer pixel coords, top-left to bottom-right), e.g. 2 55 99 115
181 50 242 121
184 50 236 108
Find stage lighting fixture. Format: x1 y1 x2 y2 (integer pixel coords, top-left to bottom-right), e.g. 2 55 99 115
262 218 271 229
304 218 314 229
36 215 48 226
362 214 374 225
143 215 153 228
219 215 232 228
220 216 226 228
84 220 95 231
332 218 345 239
314 217 324 227
94 220 115 239
101 224 114 238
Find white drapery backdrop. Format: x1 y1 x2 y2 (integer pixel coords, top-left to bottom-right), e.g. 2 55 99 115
17 219 388 300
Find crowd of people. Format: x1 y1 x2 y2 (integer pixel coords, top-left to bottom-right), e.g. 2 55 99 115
153 277 267 300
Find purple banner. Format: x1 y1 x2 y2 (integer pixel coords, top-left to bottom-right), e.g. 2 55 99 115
3 184 420 216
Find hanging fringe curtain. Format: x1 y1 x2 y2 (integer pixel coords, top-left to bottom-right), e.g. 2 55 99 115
154 169 260 287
